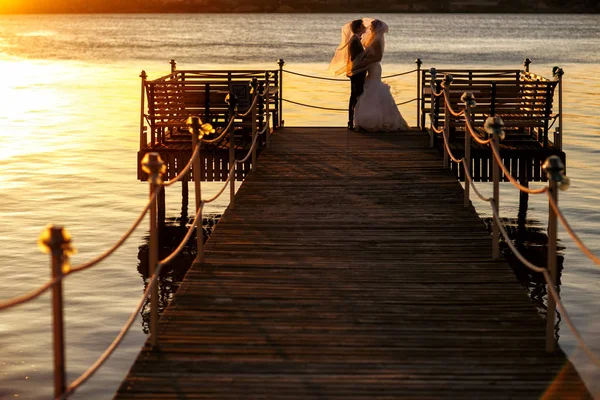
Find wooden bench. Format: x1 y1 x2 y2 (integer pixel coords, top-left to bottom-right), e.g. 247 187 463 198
142 70 279 148
422 69 558 148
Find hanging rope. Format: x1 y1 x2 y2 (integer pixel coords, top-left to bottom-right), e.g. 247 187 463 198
282 68 418 82
283 97 418 112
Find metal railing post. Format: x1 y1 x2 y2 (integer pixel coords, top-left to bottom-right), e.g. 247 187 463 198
140 71 147 150
141 153 165 348
251 78 258 168
485 116 505 260
429 68 437 148
492 135 500 259
442 74 452 169
265 71 271 149
415 58 422 129
553 67 564 151
462 92 476 208
278 59 285 128
187 117 204 263
228 89 237 207
43 225 70 399
542 155 569 353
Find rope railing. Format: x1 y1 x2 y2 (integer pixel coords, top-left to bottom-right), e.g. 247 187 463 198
548 193 600 266
283 97 419 112
433 74 600 365
282 68 418 81
280 65 422 115
63 260 166 397
0 278 57 311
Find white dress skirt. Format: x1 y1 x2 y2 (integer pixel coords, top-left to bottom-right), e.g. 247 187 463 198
353 62 409 132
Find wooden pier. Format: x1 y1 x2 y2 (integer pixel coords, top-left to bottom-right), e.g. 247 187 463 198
116 127 590 399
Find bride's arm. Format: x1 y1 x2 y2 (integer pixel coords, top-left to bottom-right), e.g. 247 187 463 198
351 42 383 73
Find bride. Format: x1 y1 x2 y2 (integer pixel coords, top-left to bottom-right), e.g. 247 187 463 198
350 19 409 132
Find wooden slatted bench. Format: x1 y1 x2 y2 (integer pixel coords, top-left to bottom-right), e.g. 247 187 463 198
142 70 279 148
137 68 280 182
422 69 558 148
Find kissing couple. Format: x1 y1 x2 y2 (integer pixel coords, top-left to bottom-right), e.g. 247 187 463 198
329 18 409 132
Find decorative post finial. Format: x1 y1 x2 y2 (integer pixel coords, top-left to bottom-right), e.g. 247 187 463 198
38 225 75 268
552 66 564 79
278 59 285 67
542 155 570 190
170 59 177 74
226 92 238 115
140 70 147 79
251 77 258 94
187 116 214 139
442 74 453 87
141 152 166 183
461 92 477 108
523 58 532 72
415 58 422 67
484 116 505 140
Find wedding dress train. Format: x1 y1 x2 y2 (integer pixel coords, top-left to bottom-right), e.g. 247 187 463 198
353 62 409 132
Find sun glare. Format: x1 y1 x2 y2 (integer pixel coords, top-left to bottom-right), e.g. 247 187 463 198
0 60 71 161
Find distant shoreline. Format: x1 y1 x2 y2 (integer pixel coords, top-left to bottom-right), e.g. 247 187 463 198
0 9 598 15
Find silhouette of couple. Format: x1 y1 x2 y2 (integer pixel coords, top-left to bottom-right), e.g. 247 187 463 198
329 18 409 132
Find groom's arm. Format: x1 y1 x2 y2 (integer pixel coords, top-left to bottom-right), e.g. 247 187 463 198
352 43 383 72
348 36 364 61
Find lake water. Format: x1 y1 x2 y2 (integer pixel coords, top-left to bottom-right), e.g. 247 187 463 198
0 13 598 399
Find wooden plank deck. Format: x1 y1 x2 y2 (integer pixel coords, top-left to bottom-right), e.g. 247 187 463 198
116 127 590 399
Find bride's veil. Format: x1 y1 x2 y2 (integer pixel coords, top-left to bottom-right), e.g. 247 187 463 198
328 21 354 75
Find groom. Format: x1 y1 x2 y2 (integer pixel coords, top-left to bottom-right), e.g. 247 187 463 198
347 19 367 130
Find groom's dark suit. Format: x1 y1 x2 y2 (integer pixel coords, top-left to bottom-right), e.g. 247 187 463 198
348 34 367 129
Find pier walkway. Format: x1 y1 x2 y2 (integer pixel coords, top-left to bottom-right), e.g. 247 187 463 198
116 127 589 399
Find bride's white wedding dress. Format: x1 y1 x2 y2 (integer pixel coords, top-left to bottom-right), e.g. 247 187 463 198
353 62 409 132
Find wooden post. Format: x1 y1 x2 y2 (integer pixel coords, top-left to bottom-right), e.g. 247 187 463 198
265 71 271 149
429 68 437 148
229 88 236 207
518 160 529 231
157 186 166 229
442 75 453 170
258 81 265 135
492 133 500 260
415 58 422 130
278 59 285 127
251 78 258 168
139 71 147 150
546 177 558 352
141 152 165 348
188 118 204 264
181 178 189 222
421 70 427 130
464 104 472 208
553 67 564 151
149 175 159 347
47 226 67 398
542 155 567 353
